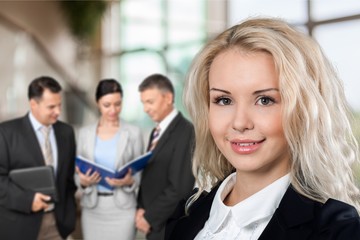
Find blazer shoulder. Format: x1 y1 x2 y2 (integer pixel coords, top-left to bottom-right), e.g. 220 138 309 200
76 123 97 142
0 116 28 133
178 112 193 125
318 198 360 225
121 119 141 133
173 112 194 132
312 198 360 239
78 122 96 132
54 120 74 132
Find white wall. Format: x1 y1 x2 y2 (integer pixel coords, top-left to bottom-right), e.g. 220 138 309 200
0 1 98 124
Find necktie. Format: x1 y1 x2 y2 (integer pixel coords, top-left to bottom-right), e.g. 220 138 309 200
41 126 53 166
40 126 56 211
148 125 161 151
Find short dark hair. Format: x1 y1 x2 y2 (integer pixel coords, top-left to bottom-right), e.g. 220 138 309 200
138 73 174 96
28 76 62 100
95 79 123 102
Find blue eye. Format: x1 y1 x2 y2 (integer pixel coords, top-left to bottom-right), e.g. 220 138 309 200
256 96 274 106
214 97 232 106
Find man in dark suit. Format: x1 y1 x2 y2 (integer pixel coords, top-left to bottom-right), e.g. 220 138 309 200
0 76 77 239
136 73 195 240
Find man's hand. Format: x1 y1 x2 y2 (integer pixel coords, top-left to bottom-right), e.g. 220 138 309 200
31 193 50 212
136 208 151 234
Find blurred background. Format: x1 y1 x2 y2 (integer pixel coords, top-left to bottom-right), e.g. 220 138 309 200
0 0 359 238
1 0 360 132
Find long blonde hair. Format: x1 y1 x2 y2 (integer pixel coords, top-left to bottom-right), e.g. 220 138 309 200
184 17 360 211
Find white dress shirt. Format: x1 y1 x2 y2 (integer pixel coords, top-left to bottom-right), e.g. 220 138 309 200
194 173 290 240
28 112 58 173
156 108 178 139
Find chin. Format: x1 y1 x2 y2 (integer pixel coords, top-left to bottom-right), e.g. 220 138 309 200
50 118 58 125
149 116 157 122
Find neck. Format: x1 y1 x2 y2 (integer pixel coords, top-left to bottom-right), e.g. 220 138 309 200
99 118 119 127
158 107 175 123
225 170 289 206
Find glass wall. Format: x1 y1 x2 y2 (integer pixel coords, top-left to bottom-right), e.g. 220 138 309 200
102 0 206 131
228 0 360 112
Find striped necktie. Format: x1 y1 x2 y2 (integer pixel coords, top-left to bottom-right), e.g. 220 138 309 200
148 125 161 151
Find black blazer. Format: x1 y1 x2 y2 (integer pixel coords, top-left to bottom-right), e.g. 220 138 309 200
138 112 195 240
0 114 77 240
166 184 360 240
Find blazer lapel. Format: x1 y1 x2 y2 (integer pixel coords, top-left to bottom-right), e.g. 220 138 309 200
53 122 64 175
22 115 45 166
79 123 98 162
150 113 182 158
146 127 155 151
168 186 218 240
259 185 315 240
114 122 129 169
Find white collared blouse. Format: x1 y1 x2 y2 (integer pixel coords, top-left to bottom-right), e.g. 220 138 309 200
194 173 290 240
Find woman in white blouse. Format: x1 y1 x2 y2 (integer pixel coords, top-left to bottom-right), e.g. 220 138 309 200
76 79 144 240
165 17 360 240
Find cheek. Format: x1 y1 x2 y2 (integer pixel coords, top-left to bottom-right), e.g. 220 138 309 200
261 112 284 138
145 102 154 110
160 100 168 110
45 109 54 117
99 107 108 114
208 108 227 140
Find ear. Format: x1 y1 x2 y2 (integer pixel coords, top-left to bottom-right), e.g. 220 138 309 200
29 98 39 110
165 92 174 105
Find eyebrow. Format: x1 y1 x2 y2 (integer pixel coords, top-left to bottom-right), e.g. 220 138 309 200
209 88 230 94
209 87 279 95
253 88 279 95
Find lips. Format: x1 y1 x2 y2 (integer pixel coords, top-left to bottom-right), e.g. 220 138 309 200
235 142 257 147
230 139 265 154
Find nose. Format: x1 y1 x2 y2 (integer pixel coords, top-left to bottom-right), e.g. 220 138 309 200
143 104 150 114
54 106 61 116
110 105 117 114
232 105 254 133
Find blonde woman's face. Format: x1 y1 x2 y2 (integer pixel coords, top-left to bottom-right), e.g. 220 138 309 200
208 50 290 179
97 92 122 121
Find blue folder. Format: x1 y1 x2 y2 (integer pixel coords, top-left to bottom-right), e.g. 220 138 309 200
75 151 153 190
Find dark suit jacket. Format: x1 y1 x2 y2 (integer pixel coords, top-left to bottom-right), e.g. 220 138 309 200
166 184 360 240
0 114 77 240
138 112 195 240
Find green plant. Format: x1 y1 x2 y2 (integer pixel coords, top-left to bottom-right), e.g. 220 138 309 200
59 0 108 41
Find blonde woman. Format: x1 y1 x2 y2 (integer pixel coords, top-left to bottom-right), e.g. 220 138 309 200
165 18 360 239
